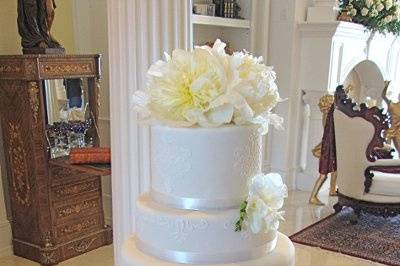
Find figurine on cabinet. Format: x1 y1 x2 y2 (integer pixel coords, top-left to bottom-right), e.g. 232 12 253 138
17 0 64 54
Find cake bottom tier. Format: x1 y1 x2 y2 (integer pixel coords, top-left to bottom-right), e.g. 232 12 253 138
123 233 295 266
136 194 277 264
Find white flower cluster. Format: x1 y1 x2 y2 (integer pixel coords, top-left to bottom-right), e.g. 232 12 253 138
133 39 283 135
243 173 288 234
345 0 400 23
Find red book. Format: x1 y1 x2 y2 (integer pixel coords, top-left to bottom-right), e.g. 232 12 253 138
69 147 111 164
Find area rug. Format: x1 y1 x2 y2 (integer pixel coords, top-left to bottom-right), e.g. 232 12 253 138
290 208 400 266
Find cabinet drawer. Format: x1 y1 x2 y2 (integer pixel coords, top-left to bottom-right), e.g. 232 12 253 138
54 214 103 243
50 165 94 186
52 193 102 225
51 178 100 202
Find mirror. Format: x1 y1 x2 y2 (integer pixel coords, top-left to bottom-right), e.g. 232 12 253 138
44 78 90 125
43 78 95 158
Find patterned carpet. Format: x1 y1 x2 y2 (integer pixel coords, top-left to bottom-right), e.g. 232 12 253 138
290 208 400 266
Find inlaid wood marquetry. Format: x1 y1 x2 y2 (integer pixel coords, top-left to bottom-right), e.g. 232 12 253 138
8 123 31 207
0 63 22 74
41 251 56 265
28 82 40 123
53 180 98 199
56 199 99 219
58 217 99 237
68 237 97 253
40 62 93 76
0 54 112 266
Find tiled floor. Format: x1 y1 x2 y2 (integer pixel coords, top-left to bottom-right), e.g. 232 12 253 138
0 190 383 266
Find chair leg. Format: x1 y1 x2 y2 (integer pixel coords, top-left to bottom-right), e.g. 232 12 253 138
350 208 361 225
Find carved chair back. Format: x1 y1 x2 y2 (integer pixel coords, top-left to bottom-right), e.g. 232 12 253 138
333 86 391 199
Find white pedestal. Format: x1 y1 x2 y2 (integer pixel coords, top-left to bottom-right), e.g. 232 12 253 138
307 6 338 22
307 0 338 22
122 232 295 266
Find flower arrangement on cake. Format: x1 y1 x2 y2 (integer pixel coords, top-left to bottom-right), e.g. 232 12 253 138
338 0 400 35
235 173 288 233
133 39 287 235
133 39 283 135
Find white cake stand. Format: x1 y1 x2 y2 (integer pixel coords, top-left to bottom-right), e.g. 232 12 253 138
123 232 295 266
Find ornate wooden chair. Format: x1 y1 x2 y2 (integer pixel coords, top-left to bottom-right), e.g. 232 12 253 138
332 86 400 223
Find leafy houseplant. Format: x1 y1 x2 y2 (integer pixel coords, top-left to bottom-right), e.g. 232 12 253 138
338 0 400 35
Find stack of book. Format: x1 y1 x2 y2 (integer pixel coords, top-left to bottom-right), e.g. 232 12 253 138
214 0 240 19
193 0 241 19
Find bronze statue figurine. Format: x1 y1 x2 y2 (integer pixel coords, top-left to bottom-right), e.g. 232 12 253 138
309 94 338 205
17 0 64 54
382 81 400 152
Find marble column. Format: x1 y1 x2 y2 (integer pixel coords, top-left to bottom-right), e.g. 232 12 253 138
297 91 326 191
107 1 189 265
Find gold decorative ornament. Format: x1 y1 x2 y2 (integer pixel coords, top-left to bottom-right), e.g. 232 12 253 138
381 81 400 151
59 218 98 236
68 237 97 253
8 123 31 207
41 63 92 76
28 81 40 123
96 77 101 110
0 64 21 74
309 94 337 206
24 60 37 77
40 251 56 265
42 231 53 248
57 199 98 218
337 9 353 22
54 181 97 198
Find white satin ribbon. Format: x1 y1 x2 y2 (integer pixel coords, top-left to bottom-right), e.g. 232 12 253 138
136 237 277 264
150 190 245 210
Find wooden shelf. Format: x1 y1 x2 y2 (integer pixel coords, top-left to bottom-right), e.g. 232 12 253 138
192 14 250 29
50 156 111 176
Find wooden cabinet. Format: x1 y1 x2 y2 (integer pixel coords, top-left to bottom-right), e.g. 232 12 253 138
0 55 112 265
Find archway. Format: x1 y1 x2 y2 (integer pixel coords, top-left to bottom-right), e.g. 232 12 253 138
343 60 385 105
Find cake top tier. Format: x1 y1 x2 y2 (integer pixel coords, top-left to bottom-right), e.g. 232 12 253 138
150 124 262 210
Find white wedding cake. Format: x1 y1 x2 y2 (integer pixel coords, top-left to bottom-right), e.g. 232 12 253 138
124 40 294 265
123 124 295 266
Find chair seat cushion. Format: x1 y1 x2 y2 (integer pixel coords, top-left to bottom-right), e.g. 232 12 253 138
369 171 400 197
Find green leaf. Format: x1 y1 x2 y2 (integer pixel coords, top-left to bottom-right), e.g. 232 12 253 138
234 200 248 232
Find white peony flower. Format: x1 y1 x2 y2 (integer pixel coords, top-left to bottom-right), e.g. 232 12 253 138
377 3 385 11
361 7 370 16
245 195 269 234
135 43 231 127
248 173 288 210
245 195 285 234
251 113 284 135
350 8 357 16
366 0 374 7
386 0 394 10
370 8 379 17
384 15 394 23
229 51 283 131
243 173 288 234
395 6 400 18
133 39 283 133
